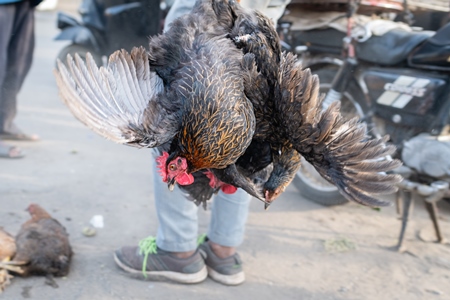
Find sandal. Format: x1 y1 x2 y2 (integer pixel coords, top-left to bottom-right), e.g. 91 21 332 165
0 144 25 159
0 132 39 142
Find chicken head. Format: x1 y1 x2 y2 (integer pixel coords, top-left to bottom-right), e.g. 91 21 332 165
156 151 194 190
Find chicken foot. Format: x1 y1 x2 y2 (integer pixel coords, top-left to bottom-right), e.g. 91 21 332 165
0 259 26 274
0 257 25 293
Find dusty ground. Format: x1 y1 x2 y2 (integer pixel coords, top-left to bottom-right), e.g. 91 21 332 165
1 6 450 300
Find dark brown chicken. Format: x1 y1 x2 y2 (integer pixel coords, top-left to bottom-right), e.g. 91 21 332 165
54 0 402 208
207 0 402 207
11 204 72 277
54 22 256 196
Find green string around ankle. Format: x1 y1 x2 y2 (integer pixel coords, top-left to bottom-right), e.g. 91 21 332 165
138 236 158 278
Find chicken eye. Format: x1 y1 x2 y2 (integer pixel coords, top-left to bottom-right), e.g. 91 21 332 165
169 164 176 171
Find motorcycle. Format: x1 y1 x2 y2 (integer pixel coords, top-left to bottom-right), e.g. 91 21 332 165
55 0 163 66
277 1 450 209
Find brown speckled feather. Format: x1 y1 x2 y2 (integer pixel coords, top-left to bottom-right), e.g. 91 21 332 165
165 34 256 171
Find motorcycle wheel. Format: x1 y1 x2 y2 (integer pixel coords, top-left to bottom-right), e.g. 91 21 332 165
56 44 104 69
293 66 367 206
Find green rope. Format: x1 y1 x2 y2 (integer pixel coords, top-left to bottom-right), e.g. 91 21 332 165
197 233 207 246
138 236 158 278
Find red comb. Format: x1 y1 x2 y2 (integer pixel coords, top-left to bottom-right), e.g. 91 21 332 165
155 152 169 182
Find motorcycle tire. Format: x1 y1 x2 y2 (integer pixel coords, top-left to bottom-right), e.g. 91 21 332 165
293 66 368 206
56 44 104 69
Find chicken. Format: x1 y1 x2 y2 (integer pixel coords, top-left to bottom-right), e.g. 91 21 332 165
54 32 262 201
11 204 72 277
176 141 273 209
206 0 402 207
54 0 402 208
0 228 21 293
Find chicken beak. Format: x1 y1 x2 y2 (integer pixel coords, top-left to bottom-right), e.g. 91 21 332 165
168 177 176 191
264 190 271 210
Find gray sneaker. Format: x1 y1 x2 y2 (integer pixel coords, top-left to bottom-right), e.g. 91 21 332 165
114 236 207 284
198 237 245 285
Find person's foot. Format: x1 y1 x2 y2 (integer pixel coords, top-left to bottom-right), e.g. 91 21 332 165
198 236 245 286
0 141 24 159
0 131 39 142
114 236 207 284
0 124 39 141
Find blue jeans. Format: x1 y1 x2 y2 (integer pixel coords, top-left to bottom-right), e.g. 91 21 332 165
0 0 35 133
153 151 252 252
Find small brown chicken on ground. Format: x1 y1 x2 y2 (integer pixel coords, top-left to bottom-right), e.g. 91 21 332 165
10 204 73 277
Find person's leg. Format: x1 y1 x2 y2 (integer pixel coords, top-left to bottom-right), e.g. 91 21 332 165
0 3 26 157
199 189 252 285
207 189 252 253
157 0 201 255
0 5 14 103
154 160 199 255
115 0 206 284
144 0 200 263
0 1 38 140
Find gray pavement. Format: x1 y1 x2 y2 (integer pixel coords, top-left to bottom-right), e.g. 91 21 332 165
2 8 450 300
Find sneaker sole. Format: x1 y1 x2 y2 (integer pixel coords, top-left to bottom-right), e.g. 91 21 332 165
113 252 208 284
207 266 245 286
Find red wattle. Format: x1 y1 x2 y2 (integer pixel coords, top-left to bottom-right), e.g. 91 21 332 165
176 172 194 185
221 184 237 194
203 170 218 188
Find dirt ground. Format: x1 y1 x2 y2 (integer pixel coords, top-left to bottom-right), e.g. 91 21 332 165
1 7 450 300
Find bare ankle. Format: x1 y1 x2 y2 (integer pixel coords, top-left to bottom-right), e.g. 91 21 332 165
209 241 236 259
172 250 195 259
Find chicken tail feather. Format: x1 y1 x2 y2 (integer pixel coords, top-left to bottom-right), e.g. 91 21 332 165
278 53 403 207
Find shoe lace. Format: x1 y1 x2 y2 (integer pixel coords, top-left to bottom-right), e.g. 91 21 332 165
197 233 207 246
138 236 158 278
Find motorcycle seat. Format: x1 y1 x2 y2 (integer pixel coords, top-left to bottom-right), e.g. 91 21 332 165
291 28 345 55
408 23 450 71
355 29 434 65
292 26 434 65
